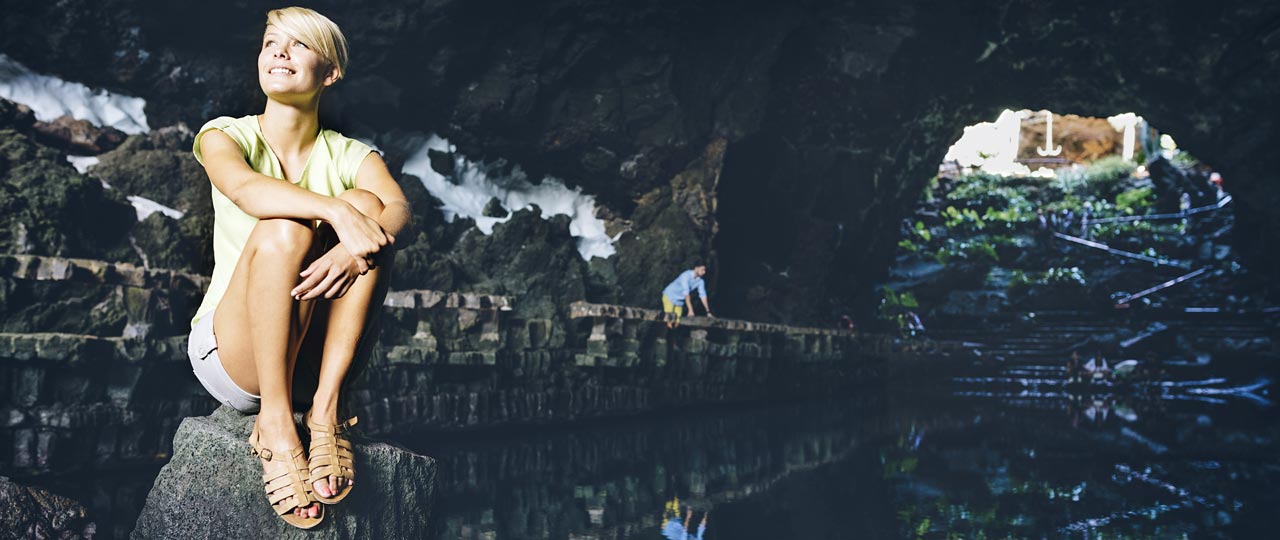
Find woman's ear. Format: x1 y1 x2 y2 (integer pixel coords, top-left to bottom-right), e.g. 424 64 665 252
322 65 341 87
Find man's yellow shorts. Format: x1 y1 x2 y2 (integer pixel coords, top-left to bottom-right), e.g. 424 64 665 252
661 295 683 322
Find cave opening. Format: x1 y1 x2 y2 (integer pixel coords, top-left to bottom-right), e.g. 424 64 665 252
876 109 1245 335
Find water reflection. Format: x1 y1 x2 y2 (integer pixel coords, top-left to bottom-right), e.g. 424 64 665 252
409 352 1277 540
407 395 895 540
17 351 1277 539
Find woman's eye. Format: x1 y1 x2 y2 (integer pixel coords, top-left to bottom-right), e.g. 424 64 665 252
292 41 309 49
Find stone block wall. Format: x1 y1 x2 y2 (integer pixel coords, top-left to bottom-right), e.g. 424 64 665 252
0 254 905 477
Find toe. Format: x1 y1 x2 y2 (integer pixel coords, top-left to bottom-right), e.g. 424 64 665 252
329 476 338 495
314 479 330 498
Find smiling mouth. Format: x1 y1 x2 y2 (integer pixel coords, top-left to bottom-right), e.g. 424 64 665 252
268 67 295 75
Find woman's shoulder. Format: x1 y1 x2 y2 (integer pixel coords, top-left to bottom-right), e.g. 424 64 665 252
318 128 378 162
198 114 258 134
318 128 379 185
319 127 372 149
193 115 260 165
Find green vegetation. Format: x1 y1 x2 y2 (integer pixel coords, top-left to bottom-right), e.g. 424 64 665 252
878 286 921 337
1114 186 1154 214
1050 155 1136 199
935 238 999 265
1009 267 1087 290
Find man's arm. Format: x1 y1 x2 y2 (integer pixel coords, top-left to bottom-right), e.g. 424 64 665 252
697 280 711 316
684 294 694 314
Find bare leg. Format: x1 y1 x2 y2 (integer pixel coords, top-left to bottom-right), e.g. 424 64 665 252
214 217 320 519
302 189 392 498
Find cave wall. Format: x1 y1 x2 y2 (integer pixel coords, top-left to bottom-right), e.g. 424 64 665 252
1 0 1277 322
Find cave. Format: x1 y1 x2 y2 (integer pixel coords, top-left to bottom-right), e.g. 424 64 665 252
1 1 1278 538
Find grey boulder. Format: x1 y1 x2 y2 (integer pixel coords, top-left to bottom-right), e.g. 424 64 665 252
131 406 435 539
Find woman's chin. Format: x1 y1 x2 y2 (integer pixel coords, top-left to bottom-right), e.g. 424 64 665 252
260 85 320 103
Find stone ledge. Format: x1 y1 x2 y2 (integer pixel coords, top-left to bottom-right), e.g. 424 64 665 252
1 254 512 313
131 406 436 540
568 301 853 336
383 289 513 310
0 253 208 290
0 333 188 364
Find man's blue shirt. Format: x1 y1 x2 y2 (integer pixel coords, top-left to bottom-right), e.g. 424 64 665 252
662 269 706 306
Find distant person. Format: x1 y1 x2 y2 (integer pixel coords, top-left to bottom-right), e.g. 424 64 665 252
662 263 713 329
1209 172 1225 200
662 506 708 540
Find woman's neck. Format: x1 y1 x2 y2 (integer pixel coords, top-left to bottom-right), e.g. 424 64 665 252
259 100 321 157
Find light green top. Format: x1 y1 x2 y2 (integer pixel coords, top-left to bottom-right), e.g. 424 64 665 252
190 115 374 327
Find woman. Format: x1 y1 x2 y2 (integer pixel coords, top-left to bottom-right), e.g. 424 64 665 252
185 6 411 528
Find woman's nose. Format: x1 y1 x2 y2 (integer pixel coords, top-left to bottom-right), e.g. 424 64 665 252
273 48 287 59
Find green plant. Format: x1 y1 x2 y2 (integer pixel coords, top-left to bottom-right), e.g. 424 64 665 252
1115 186 1154 213
1009 267 1087 290
914 221 932 241
879 286 922 337
943 206 986 231
935 238 999 265
1052 156 1136 199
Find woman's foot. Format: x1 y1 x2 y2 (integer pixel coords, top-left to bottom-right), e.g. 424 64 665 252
306 404 356 501
253 412 322 521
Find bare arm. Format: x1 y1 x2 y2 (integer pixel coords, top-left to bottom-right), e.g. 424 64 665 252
352 151 412 249
701 296 712 317
200 129 390 259
291 151 413 301
200 129 344 221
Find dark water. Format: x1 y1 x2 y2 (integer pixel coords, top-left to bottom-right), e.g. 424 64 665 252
23 354 1278 539
408 362 1278 540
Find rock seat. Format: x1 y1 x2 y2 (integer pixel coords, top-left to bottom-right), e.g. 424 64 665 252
130 406 435 540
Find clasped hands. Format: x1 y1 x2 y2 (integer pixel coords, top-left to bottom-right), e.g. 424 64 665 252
291 205 394 301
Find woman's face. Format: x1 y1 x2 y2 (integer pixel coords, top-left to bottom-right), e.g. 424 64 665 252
257 25 337 100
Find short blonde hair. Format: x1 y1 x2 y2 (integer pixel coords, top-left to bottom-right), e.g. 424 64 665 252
265 7 349 80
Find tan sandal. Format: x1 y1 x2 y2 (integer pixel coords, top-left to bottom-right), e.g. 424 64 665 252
249 429 324 529
305 412 358 504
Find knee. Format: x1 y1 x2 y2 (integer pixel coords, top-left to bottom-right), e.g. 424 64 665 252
339 189 385 218
253 218 315 259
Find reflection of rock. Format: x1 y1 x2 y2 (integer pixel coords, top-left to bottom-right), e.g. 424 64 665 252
131 406 436 540
0 476 96 540
32 114 127 154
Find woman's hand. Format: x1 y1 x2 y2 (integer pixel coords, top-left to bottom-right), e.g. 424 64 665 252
292 246 369 301
329 201 394 263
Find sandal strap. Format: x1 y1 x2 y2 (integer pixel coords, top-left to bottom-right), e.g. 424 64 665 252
251 432 317 515
305 415 358 435
306 413 358 483
308 434 356 477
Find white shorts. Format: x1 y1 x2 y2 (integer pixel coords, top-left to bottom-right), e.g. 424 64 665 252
187 312 261 413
